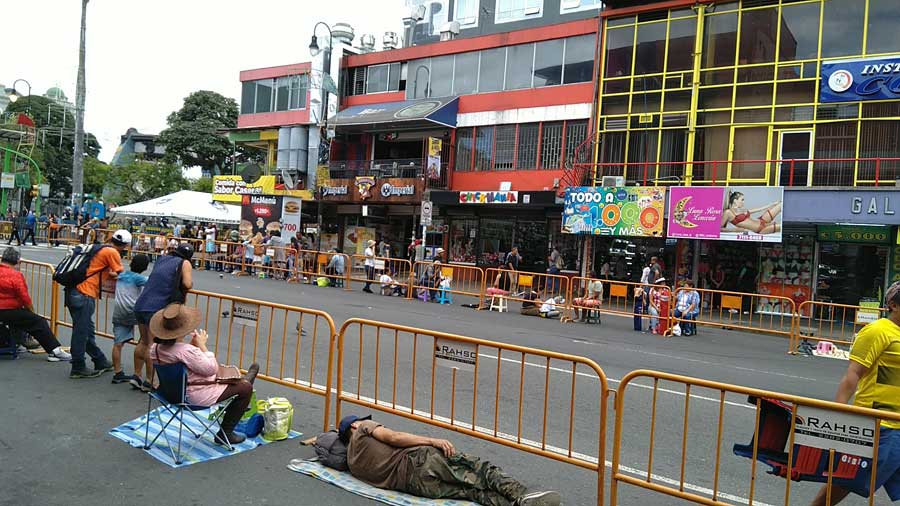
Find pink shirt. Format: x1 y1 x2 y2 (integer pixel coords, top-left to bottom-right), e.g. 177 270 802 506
150 342 227 406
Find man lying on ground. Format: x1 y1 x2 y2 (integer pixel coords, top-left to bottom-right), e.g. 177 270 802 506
340 414 560 506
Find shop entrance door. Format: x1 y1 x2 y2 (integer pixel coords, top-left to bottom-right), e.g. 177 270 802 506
777 130 813 187
728 126 772 184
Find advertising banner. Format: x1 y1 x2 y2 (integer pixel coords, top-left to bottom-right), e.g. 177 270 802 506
240 195 283 237
795 406 875 458
343 226 375 255
320 177 423 204
821 56 900 104
231 301 260 328
427 137 442 180
667 186 784 243
562 186 665 237
281 197 302 238
434 338 476 371
213 175 276 203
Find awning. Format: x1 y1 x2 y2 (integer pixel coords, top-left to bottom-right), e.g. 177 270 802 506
332 97 459 130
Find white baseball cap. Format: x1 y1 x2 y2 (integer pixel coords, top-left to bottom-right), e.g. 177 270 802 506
112 229 132 245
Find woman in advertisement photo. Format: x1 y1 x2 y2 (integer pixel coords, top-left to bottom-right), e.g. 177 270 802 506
721 191 782 235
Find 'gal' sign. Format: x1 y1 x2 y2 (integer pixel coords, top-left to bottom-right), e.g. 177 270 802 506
851 196 896 216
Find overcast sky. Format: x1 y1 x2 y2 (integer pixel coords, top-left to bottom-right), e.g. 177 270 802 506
4 0 405 166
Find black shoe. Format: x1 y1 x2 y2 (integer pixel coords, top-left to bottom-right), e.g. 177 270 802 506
243 362 259 384
70 367 102 379
111 371 130 384
93 361 115 375
215 429 246 446
362 288 373 293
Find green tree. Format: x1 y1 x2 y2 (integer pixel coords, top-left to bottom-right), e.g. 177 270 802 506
191 177 213 193
105 159 188 204
83 157 110 197
158 90 238 176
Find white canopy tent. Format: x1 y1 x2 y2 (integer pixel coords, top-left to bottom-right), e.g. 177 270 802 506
110 190 240 224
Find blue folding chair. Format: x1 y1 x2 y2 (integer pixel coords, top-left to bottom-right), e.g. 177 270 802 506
142 362 237 464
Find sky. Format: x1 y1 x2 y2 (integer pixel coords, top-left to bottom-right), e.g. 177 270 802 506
3 0 406 168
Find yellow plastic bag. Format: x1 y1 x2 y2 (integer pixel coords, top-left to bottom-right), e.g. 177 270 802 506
260 397 293 441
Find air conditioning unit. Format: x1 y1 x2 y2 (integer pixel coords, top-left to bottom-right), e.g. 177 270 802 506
602 176 625 188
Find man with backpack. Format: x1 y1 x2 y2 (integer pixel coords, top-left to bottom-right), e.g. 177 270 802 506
59 229 131 378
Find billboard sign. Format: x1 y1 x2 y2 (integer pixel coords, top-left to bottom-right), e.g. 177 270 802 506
821 56 900 103
213 175 276 203
562 186 665 237
667 186 784 243
240 195 283 237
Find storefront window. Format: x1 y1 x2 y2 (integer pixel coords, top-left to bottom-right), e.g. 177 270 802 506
449 219 478 264
757 235 814 316
821 0 864 58
702 13 737 69
739 7 777 65
866 0 900 55
479 218 513 266
779 2 820 62
515 219 549 272
634 21 667 75
605 27 635 78
818 243 888 307
667 17 696 72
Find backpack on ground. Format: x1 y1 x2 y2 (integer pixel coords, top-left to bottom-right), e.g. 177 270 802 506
53 244 109 289
312 430 349 471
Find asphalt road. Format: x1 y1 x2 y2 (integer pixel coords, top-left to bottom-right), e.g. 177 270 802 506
4 245 886 506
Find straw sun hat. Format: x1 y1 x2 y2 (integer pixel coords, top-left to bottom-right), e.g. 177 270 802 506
149 303 202 340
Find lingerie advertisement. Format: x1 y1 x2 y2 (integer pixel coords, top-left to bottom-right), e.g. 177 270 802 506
667 186 784 243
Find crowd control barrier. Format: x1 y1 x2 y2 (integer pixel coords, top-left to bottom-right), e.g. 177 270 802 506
789 300 886 355
335 318 609 506
481 268 569 312
409 261 485 302
19 259 58 332
295 249 351 288
611 370 900 506
567 277 656 326
348 254 413 293
673 287 797 339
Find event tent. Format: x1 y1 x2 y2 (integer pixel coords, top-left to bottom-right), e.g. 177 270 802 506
110 190 240 224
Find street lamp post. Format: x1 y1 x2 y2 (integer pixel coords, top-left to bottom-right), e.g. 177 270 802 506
72 0 89 211
309 21 333 254
6 78 32 104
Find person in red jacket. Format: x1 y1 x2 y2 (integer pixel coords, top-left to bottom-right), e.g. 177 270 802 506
0 247 71 361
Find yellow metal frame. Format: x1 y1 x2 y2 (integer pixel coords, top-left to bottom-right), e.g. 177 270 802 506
594 0 900 187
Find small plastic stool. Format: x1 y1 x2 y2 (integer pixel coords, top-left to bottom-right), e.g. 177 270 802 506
437 288 453 305
489 295 508 313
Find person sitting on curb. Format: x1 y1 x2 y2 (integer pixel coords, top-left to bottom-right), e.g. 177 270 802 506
379 270 405 297
0 247 72 362
539 295 563 319
520 288 542 317
339 414 561 506
149 303 259 446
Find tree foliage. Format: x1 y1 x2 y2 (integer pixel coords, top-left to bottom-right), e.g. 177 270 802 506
3 95 101 198
158 90 238 176
103 159 187 205
191 177 213 193
83 157 110 197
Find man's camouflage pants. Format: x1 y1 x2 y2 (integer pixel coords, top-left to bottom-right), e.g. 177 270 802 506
400 447 527 506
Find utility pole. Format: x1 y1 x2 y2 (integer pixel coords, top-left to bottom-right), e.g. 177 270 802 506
72 0 89 208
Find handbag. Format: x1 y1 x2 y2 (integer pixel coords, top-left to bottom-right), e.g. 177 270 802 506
193 364 243 385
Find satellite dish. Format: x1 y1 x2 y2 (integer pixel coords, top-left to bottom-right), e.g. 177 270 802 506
281 169 296 190
240 163 262 184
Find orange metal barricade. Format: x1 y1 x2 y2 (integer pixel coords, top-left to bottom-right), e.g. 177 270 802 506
348 254 413 292
567 277 657 325
675 287 797 338
481 268 569 312
335 318 610 506
611 369 900 506
790 300 885 355
409 261 485 302
19 259 58 332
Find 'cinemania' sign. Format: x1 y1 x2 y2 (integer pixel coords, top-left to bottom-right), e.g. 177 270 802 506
821 56 900 103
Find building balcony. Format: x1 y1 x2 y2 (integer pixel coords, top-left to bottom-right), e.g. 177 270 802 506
328 159 449 189
577 157 900 188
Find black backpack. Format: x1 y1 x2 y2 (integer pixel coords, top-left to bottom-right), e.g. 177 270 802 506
312 431 349 471
53 244 109 289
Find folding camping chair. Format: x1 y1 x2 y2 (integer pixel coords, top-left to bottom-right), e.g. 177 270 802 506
143 362 238 464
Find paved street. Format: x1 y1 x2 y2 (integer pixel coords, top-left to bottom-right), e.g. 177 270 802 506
3 246 884 505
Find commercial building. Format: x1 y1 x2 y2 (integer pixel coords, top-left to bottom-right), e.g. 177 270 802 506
578 0 900 309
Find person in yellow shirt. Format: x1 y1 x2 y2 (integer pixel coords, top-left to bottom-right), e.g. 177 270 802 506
811 281 900 505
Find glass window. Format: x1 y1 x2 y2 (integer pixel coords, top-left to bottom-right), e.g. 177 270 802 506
734 83 773 107
241 81 255 114
867 0 900 55
449 219 478 264
478 218 513 267
516 123 539 169
534 39 564 87
563 35 595 84
540 122 564 169
388 63 401 91
367 64 389 93
494 125 517 170
821 0 864 58
455 0 478 26
776 81 816 105
702 13 737 68
453 53 479 95
505 43 534 90
455 128 474 172
429 55 454 97
255 79 273 114
408 59 431 98
479 48 506 92
667 17 696 72
634 21 667 75
779 2 820 62
605 27 634 77
698 86 733 110
496 0 542 23
275 77 290 111
739 7 777 65
474 127 494 171
561 0 602 12
289 75 307 110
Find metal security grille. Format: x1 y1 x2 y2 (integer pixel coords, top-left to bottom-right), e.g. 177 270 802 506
455 128 474 172
564 120 589 166
493 125 517 171
540 122 564 170
516 123 540 170
474 127 494 171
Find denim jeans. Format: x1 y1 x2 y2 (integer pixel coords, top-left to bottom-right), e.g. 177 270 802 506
65 289 108 369
674 309 697 335
364 265 375 290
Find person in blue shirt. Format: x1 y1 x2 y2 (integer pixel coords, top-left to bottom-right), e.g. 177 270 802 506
21 210 37 246
674 280 701 336
111 254 150 384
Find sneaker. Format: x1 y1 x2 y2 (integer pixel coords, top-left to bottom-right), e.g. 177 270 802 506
140 380 153 393
70 367 103 379
517 491 561 506
47 349 72 362
93 361 115 375
22 336 41 350
111 371 130 384
128 375 144 390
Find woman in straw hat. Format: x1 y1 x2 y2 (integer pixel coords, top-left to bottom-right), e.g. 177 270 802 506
149 303 259 445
